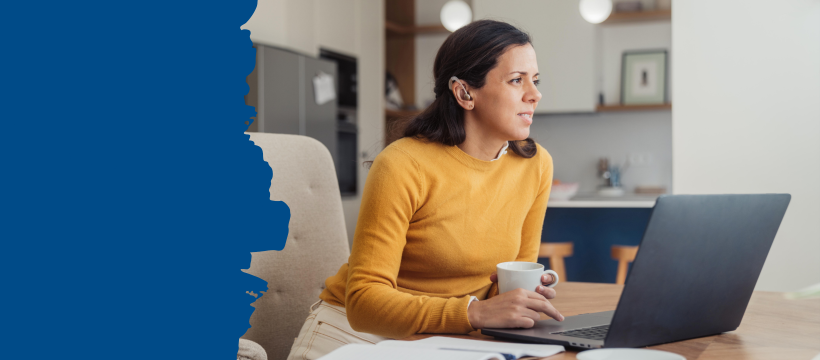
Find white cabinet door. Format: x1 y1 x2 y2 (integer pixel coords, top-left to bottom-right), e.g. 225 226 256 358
473 0 596 113
243 0 317 56
315 0 358 56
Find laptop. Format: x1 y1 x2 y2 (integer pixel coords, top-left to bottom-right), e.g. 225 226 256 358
482 194 791 349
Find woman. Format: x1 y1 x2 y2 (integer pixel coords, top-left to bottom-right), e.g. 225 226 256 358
286 19 562 360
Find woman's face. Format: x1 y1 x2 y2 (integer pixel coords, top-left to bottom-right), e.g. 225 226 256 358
470 43 541 141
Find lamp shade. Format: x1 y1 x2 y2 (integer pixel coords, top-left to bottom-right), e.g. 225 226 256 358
579 0 612 24
440 0 472 32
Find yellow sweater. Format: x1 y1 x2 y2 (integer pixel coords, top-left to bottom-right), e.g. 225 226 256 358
319 137 553 339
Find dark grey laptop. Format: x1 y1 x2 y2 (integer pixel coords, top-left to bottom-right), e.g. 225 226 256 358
482 194 791 349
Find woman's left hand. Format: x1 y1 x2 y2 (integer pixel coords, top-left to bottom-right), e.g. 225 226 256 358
489 272 557 299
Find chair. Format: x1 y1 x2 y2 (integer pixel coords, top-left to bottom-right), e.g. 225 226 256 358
538 242 573 282
611 245 639 285
241 133 351 360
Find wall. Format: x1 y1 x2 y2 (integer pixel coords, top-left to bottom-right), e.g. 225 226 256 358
599 21 672 106
673 0 820 291
243 0 315 56
414 0 455 109
242 0 385 247
531 111 672 194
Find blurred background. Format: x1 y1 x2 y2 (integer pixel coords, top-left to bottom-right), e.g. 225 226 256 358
241 0 819 292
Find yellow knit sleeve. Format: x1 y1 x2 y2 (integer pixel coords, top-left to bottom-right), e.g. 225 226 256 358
516 145 554 263
345 146 475 339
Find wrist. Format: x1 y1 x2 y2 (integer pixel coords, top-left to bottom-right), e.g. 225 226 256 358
467 300 482 329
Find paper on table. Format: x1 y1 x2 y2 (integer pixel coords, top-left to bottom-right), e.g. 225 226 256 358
317 344 505 360
313 72 336 105
378 337 565 359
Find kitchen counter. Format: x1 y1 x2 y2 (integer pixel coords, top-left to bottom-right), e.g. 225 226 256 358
547 193 659 208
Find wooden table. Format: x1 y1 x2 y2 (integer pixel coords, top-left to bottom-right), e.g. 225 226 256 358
405 282 820 359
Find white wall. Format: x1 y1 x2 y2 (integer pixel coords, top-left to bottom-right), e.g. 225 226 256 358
599 21 672 105
243 0 385 247
243 0 316 56
242 0 288 50
531 111 672 194
673 0 820 291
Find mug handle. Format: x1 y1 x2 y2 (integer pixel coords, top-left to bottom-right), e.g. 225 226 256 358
543 269 559 288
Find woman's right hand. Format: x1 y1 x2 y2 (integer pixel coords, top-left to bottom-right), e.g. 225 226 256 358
467 288 564 329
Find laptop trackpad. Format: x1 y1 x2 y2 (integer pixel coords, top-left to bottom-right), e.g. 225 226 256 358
488 310 615 338
536 310 614 332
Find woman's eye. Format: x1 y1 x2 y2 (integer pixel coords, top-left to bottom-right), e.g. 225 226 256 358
511 78 522 84
534 79 541 86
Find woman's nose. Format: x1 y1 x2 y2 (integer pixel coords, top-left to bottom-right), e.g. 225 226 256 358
524 82 542 103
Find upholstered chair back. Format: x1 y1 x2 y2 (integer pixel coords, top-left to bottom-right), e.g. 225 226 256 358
242 133 351 360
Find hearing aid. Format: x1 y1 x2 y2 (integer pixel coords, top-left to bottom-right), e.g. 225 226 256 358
449 76 472 100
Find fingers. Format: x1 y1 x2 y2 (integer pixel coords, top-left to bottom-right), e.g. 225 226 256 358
520 307 541 324
537 285 557 299
489 273 498 283
541 273 556 286
524 289 548 301
519 289 564 322
526 298 564 321
513 317 536 328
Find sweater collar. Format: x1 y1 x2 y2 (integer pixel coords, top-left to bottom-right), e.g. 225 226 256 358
444 141 509 171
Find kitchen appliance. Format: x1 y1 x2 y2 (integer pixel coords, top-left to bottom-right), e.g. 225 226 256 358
321 49 359 196
246 44 359 196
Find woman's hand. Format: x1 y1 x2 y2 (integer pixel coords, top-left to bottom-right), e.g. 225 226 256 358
467 288 564 329
489 272 557 300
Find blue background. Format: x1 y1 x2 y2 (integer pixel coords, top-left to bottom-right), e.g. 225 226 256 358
1 1 289 358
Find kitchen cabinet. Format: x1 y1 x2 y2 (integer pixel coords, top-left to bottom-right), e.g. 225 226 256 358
541 207 651 283
472 0 597 114
248 44 338 167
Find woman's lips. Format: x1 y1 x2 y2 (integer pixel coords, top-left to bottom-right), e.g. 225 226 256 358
517 113 533 124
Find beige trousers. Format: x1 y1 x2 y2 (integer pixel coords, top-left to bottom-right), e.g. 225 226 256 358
286 300 390 360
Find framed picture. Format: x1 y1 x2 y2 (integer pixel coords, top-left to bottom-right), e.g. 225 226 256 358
621 50 668 105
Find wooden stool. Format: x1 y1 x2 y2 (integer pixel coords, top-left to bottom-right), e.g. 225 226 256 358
538 242 573 282
611 245 639 285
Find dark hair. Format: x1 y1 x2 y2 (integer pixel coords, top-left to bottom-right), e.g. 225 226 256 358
394 19 537 158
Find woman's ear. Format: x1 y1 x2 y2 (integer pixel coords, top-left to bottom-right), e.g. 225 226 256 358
450 80 475 110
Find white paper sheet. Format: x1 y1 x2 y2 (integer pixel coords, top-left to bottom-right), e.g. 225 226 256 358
313 72 336 105
318 344 505 360
378 337 565 358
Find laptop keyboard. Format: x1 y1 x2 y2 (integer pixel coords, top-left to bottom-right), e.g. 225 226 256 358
551 324 609 341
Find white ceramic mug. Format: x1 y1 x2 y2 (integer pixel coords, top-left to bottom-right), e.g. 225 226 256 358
497 261 559 294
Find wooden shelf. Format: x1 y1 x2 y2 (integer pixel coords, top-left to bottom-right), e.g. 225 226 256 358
602 9 671 24
596 103 672 112
385 20 449 35
385 109 422 118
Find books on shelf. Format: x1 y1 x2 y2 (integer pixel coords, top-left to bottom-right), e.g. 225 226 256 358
318 336 565 360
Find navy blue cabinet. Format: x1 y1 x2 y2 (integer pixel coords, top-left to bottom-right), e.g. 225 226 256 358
539 208 652 283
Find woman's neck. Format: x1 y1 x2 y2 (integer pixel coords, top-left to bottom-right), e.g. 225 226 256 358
457 140 507 161
457 125 508 161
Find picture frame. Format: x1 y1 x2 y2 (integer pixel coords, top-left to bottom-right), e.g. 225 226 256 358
620 49 668 105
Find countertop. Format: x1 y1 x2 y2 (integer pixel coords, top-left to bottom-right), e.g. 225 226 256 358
547 193 660 208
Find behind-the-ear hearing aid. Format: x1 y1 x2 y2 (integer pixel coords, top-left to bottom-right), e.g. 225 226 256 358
449 76 472 100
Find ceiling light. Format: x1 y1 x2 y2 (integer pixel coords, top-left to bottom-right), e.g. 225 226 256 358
579 0 612 24
440 1 472 32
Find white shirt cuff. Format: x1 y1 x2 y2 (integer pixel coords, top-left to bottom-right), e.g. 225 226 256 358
467 296 479 308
